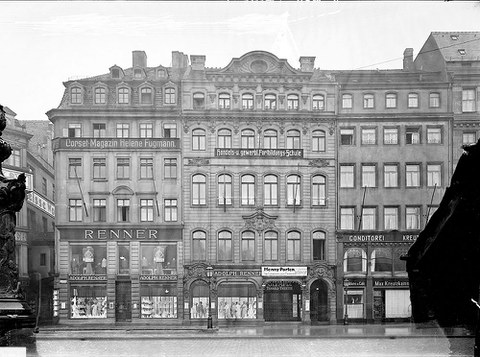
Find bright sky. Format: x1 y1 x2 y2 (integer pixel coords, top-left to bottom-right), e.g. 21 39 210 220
1 1 479 121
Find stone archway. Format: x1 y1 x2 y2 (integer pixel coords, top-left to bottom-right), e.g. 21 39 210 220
310 279 329 323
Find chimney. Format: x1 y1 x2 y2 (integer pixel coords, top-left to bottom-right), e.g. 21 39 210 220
190 55 206 71
172 51 189 68
132 50 147 68
299 56 316 72
403 48 414 71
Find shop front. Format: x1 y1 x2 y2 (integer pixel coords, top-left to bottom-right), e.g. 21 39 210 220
373 279 411 321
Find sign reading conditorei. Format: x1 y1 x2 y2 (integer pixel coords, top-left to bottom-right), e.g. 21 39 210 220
53 138 180 151
215 148 303 159
262 266 307 277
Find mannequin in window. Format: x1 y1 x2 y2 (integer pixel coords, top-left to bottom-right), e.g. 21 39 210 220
153 246 165 274
83 246 94 274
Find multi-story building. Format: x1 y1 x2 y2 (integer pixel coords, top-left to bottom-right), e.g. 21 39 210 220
181 52 337 324
47 51 187 324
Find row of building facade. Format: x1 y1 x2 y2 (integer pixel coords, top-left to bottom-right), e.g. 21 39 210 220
46 32 480 325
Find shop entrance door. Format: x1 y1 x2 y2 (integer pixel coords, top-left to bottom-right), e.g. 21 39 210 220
115 281 131 322
310 279 328 323
264 281 302 321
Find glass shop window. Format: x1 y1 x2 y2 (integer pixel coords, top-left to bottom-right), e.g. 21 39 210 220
190 281 209 319
140 243 177 275
140 285 177 319
70 285 107 319
70 245 107 275
217 283 257 320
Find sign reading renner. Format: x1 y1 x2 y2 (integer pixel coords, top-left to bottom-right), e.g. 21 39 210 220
261 266 307 277
215 148 303 159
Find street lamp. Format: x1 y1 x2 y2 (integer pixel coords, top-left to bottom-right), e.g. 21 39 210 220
206 266 213 329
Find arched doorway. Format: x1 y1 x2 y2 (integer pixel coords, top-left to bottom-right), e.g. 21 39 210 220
264 281 302 321
310 279 328 323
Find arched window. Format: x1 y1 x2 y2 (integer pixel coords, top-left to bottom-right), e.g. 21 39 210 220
312 175 326 206
140 87 153 104
407 93 419 108
263 175 278 206
312 231 326 260
312 130 326 152
217 129 232 149
264 94 277 110
190 280 209 318
287 174 301 206
71 87 82 104
342 94 353 109
193 92 205 109
218 174 232 206
241 129 255 149
264 231 278 261
192 129 206 151
371 248 392 272
241 174 255 206
218 231 232 261
242 93 254 110
363 94 374 109
192 231 206 261
312 94 325 111
263 129 278 149
287 231 301 261
286 129 301 149
94 87 106 104
165 87 176 104
344 248 367 272
287 94 299 110
192 174 206 205
385 93 397 108
241 231 255 261
118 87 129 104
218 93 231 109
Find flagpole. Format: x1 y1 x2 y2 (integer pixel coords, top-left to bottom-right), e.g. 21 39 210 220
74 166 89 217
425 183 437 226
151 164 161 217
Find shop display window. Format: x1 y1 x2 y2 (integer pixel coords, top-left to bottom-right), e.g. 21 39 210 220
393 248 408 273
70 286 107 319
217 283 257 319
344 289 364 319
371 248 393 272
344 248 367 273
140 243 177 275
190 281 209 319
70 244 107 275
140 285 177 318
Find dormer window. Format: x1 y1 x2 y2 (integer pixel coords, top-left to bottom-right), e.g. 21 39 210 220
134 68 143 79
458 49 466 56
140 87 153 105
118 87 130 104
94 87 106 104
111 68 120 79
71 87 82 104
165 87 176 104
451 35 458 40
157 69 167 78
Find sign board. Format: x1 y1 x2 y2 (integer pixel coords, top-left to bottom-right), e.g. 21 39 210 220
69 274 107 281
373 279 409 288
337 231 420 243
214 270 261 277
53 138 180 151
215 148 303 159
261 266 307 277
139 275 178 281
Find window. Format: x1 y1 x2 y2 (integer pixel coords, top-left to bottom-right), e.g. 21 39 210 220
6 148 21 167
287 231 301 261
340 128 354 145
139 123 153 138
218 174 232 206
71 87 82 104
406 127 420 144
116 158 130 179
361 164 376 188
157 68 166 78
383 128 398 145
312 94 325 111
361 207 376 230
68 158 82 179
117 199 130 222
140 87 153 104
312 175 326 206
92 158 106 180
190 281 209 319
287 175 301 206
263 175 278 206
384 207 398 230
264 94 277 110
68 123 82 138
164 158 177 179
312 130 326 152
193 92 205 109
241 175 255 206
217 283 257 320
429 93 440 108
406 206 420 230
41 177 47 195
406 164 420 187
344 248 366 272
286 130 301 149
134 68 143 78
140 158 153 179
312 231 325 261
363 94 374 109
164 199 177 222
408 93 419 108
69 199 83 222
140 199 154 222
94 87 106 104
40 253 47 267
371 248 392 272
42 217 48 232
192 174 207 205
118 87 129 104
263 129 278 149
427 164 441 187
340 165 355 188
462 89 476 112
218 231 232 261
241 231 255 261
264 231 278 261
394 248 408 273
242 93 254 110
340 207 355 230
70 285 107 318
192 129 206 151
218 93 231 109
140 243 177 276
342 94 353 109
218 129 232 149
160 123 176 138
287 94 299 110
192 231 206 261
93 123 106 138
384 164 398 188
463 132 476 145
241 129 255 148
427 127 442 144
93 199 106 222
385 93 397 108
361 128 376 145
164 87 176 104
116 123 130 138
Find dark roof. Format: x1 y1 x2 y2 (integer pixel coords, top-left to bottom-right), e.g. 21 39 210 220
430 32 480 62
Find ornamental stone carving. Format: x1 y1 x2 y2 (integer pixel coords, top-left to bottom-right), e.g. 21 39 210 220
308 159 331 168
242 207 278 233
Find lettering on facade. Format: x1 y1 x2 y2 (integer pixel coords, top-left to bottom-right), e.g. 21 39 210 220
348 235 385 242
215 148 303 159
69 274 107 281
402 234 419 242
27 191 55 217
214 270 261 277
139 275 178 281
374 280 409 287
337 231 420 243
15 232 27 242
84 229 159 240
54 138 179 151
344 280 366 287
262 266 307 277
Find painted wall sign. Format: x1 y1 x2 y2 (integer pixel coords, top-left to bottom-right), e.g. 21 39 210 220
344 279 366 287
214 270 261 277
215 148 303 159
53 138 179 151
57 227 182 241
261 266 307 277
27 191 55 217
373 280 409 288
69 274 107 281
139 275 178 281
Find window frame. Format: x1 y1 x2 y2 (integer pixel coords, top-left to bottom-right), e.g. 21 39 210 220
218 93 231 110
340 164 355 189
118 87 130 104
363 93 375 109
140 87 153 105
407 93 419 108
192 128 206 151
312 175 326 207
429 92 440 108
462 89 476 112
94 87 107 105
192 174 207 206
242 93 254 110
405 163 421 188
241 174 255 206
342 94 353 109
241 231 255 261
264 94 277 110
340 128 355 146
286 231 301 261
312 94 325 111
164 199 178 222
286 129 301 149
287 94 299 111
217 129 232 149
263 174 278 206
385 93 397 109
164 87 176 105
140 198 154 222
71 87 82 104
